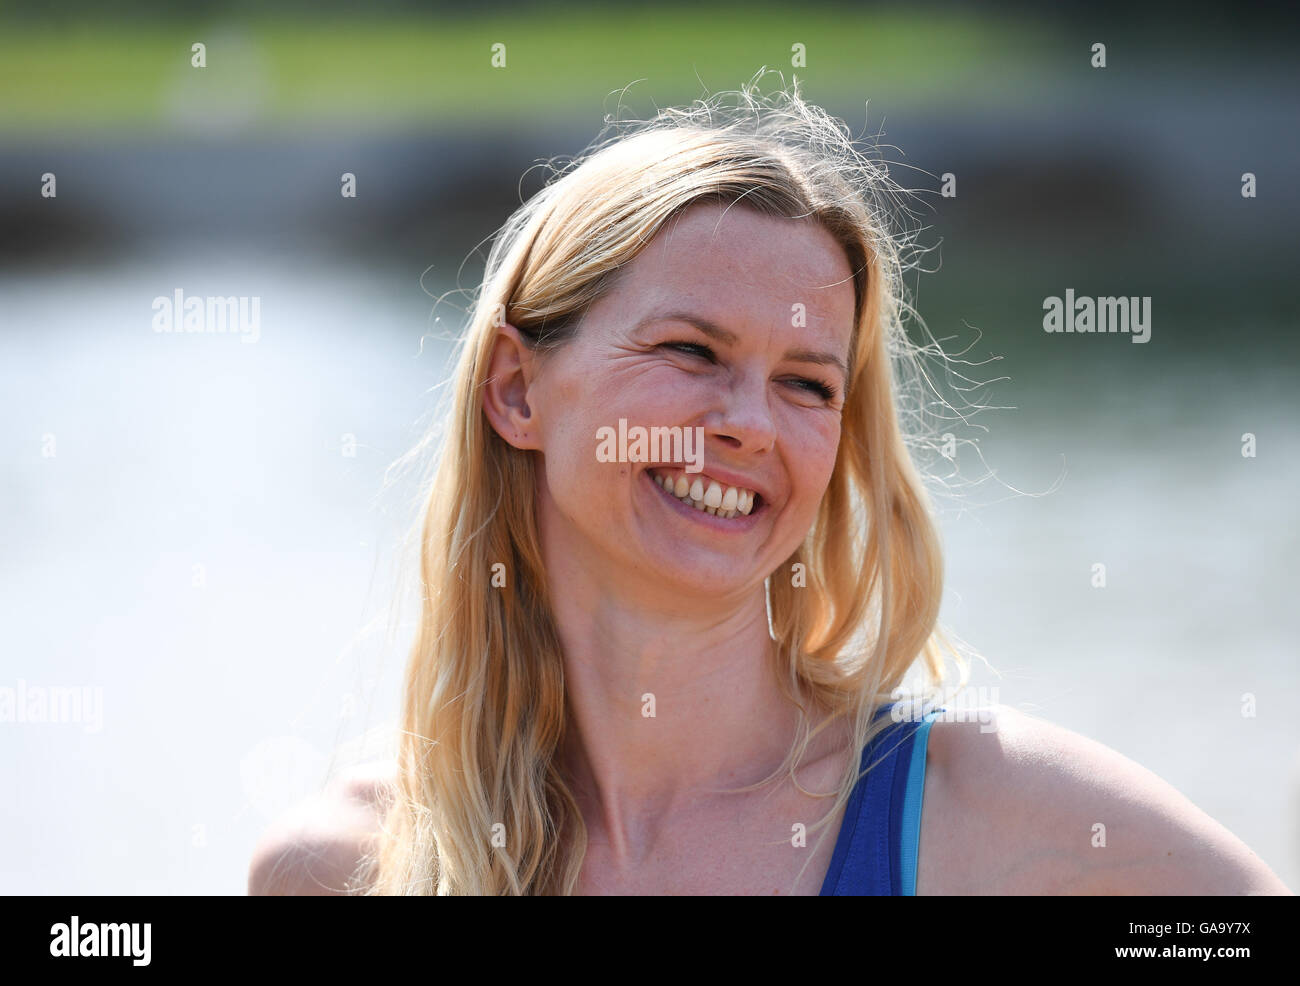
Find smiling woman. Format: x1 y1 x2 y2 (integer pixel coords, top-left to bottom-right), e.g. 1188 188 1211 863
248 73 1291 896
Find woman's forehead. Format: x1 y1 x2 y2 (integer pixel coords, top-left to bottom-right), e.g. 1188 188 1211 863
609 203 856 339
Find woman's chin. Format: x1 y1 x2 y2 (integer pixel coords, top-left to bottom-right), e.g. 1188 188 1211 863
638 544 761 599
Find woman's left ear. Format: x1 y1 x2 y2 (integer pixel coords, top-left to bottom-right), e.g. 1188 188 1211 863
482 322 543 450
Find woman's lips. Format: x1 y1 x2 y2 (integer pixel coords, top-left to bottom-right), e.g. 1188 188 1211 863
643 468 764 531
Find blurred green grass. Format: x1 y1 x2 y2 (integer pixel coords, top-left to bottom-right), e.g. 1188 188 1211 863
0 5 1061 132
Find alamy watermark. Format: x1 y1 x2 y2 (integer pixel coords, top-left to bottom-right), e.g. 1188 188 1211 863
890 686 1000 733
151 289 261 343
50 916 150 966
595 418 705 473
1043 290 1151 344
0 679 103 733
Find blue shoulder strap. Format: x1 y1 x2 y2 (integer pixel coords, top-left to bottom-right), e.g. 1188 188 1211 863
899 708 940 895
819 705 942 896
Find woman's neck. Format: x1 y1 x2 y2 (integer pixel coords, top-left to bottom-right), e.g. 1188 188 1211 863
550 578 812 863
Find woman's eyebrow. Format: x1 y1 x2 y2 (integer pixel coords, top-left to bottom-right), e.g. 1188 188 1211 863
636 311 849 379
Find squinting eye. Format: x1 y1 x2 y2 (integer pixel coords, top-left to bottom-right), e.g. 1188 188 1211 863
662 341 839 402
791 378 837 400
662 342 715 360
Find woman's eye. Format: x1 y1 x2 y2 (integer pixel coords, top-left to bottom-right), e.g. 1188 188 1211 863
661 342 838 402
790 378 837 400
662 341 715 360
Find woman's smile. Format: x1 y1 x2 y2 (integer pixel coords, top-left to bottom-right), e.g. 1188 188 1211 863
641 466 767 532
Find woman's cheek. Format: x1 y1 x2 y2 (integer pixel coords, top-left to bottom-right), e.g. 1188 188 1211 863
805 433 841 508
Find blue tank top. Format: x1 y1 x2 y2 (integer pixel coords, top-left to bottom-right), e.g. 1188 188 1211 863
818 704 942 896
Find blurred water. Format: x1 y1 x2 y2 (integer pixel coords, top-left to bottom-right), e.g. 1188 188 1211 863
1 249 1296 893
934 348 1300 892
0 248 437 893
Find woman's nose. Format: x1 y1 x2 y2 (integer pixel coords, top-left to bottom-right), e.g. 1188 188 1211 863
708 377 776 454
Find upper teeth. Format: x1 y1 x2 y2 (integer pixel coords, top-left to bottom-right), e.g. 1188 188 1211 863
650 468 757 518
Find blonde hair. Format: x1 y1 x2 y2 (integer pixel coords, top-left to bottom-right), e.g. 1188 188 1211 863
362 71 968 895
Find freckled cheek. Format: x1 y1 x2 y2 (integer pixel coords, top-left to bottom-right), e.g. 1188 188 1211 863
574 364 677 418
787 423 841 508
543 424 638 521
535 375 651 513
615 368 693 417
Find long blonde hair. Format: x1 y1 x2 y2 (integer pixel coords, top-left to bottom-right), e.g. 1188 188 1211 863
363 72 968 895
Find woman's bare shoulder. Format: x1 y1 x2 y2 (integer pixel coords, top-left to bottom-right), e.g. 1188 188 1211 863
246 760 398 896
919 705 1292 895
